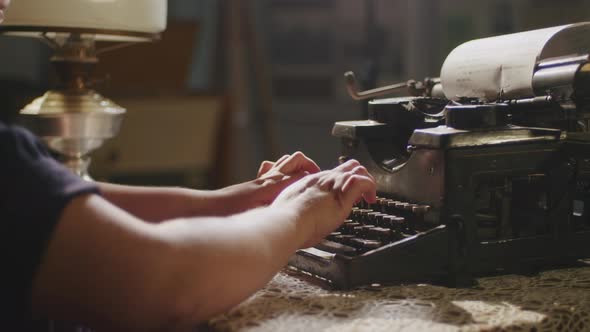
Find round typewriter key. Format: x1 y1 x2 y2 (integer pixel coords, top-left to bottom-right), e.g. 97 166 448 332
381 215 394 228
376 198 389 211
386 201 402 214
362 239 382 250
327 232 342 241
403 203 417 211
390 216 406 231
342 222 361 234
374 213 386 226
349 238 382 252
353 226 365 236
334 234 356 245
348 207 359 219
412 205 431 214
351 209 362 219
367 212 382 223
386 200 400 209
315 240 357 256
368 227 392 241
359 209 374 223
360 225 375 238
378 200 391 212
339 220 355 231
395 202 410 209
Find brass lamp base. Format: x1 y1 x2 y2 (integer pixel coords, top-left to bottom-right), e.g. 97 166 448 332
18 89 125 180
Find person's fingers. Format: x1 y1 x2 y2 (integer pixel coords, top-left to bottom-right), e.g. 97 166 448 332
258 154 292 178
336 159 361 172
350 165 373 180
297 153 321 174
341 175 377 205
333 170 353 191
342 175 377 205
257 160 274 178
352 166 375 187
0 0 9 21
346 166 376 203
318 174 337 191
332 165 368 189
273 172 307 191
320 162 371 192
274 154 291 166
279 151 321 175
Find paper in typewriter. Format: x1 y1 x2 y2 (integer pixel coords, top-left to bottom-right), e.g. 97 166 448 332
441 22 590 101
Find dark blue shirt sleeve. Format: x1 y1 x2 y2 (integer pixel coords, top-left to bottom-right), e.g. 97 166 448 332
0 122 100 326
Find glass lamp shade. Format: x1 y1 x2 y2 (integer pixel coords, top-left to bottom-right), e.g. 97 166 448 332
0 0 167 42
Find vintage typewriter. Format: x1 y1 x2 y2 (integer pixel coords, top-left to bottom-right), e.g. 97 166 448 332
289 22 590 289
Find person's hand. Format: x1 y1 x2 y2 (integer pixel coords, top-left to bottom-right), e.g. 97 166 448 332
272 159 376 248
0 0 10 24
256 151 320 179
251 151 321 205
210 152 321 215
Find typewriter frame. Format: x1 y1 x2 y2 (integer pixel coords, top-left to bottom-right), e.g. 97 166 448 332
289 97 590 289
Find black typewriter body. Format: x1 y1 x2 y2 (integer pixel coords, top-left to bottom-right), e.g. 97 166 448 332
288 54 590 289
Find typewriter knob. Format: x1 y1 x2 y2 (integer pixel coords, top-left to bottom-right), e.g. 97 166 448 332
445 104 509 130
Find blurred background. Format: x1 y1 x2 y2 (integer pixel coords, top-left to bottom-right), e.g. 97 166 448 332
1 0 589 189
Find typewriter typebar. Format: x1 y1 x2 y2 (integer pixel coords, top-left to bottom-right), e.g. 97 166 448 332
288 23 590 289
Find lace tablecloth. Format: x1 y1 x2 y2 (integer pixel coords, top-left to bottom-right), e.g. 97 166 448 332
204 260 590 332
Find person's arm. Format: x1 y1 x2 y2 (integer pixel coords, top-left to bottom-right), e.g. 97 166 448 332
31 159 374 331
98 152 321 222
97 182 223 221
0 0 9 24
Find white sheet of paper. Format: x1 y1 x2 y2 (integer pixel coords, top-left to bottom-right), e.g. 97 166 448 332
440 22 590 101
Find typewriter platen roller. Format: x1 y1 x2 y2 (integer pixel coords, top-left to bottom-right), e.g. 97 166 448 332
288 22 590 289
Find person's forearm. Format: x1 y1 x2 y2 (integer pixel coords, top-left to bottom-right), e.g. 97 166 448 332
153 204 307 327
98 182 226 222
98 180 286 222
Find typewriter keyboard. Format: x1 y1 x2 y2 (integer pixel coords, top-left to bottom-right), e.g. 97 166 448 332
315 197 431 256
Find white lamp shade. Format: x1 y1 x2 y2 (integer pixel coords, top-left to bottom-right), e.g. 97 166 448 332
2 0 167 41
